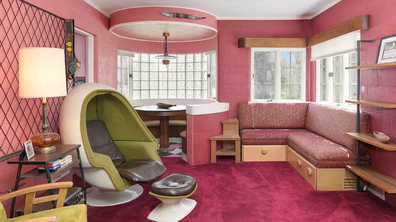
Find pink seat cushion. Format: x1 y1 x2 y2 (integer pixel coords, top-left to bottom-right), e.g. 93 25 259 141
305 103 370 155
238 103 308 130
241 129 306 145
288 130 367 168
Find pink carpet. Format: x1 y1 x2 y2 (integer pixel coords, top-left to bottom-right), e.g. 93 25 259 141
76 158 396 221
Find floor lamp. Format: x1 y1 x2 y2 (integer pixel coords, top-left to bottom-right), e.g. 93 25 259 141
19 47 67 154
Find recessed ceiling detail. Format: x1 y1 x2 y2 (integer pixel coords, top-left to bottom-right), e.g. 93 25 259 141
109 7 217 42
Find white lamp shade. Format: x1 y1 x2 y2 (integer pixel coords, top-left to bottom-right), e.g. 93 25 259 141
19 47 67 98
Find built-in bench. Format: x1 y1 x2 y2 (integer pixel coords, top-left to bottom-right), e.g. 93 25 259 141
237 102 370 190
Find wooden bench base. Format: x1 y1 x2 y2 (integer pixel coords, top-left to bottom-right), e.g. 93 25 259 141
242 145 356 191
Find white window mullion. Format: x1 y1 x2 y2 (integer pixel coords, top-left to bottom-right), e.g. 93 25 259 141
342 55 349 103
327 57 334 103
275 50 281 102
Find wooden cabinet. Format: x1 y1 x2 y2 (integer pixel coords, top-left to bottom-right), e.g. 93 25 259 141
210 118 241 163
242 145 286 162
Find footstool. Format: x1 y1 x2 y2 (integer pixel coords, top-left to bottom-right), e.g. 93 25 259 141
148 173 197 222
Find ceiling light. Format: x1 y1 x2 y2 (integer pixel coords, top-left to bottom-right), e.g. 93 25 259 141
155 32 176 65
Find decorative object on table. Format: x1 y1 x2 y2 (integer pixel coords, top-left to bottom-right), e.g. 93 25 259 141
65 19 81 85
19 47 67 154
23 140 34 160
160 10 206 20
373 131 390 143
376 34 396 64
155 33 176 65
156 102 176 109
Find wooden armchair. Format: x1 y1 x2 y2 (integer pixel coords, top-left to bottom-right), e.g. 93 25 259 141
0 182 87 222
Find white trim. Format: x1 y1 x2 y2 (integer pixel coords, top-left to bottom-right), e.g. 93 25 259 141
83 0 110 17
186 102 229 115
309 0 342 19
75 27 94 83
109 21 218 43
110 5 217 18
251 48 306 103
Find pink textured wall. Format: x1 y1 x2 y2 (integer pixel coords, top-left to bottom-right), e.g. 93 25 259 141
217 20 311 117
311 0 396 179
187 111 229 165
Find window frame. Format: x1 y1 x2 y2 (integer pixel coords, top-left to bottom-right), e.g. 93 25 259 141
315 52 357 107
250 47 306 103
117 50 217 100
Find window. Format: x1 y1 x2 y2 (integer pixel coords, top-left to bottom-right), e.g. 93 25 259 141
117 50 217 100
251 48 306 102
316 52 357 104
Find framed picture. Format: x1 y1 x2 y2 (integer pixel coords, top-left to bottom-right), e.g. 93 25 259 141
377 34 396 63
23 140 35 160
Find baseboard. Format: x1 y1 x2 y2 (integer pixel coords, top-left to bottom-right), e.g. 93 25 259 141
155 137 182 144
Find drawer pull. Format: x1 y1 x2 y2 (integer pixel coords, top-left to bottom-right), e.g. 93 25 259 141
261 148 268 155
297 159 302 167
307 167 312 176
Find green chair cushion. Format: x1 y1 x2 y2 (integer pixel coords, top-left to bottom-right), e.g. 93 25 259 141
5 204 87 222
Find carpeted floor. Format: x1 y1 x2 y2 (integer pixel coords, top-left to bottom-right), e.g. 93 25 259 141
79 158 396 222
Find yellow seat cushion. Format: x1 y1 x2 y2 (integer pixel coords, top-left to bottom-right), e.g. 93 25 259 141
6 205 87 222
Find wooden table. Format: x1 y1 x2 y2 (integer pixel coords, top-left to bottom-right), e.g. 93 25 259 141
7 144 86 218
135 105 186 151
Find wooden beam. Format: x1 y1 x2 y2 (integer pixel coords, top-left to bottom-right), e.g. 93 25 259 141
307 15 370 47
238 38 307 48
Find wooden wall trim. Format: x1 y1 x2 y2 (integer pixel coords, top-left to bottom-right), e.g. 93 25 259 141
238 38 307 48
307 15 370 47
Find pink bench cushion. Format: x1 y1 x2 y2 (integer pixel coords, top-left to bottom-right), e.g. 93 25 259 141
305 103 370 155
241 129 306 145
238 103 309 130
288 130 367 168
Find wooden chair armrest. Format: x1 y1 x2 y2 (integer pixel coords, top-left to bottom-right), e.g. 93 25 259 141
0 182 73 202
18 216 56 222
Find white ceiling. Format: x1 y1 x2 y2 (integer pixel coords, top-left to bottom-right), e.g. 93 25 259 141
84 0 342 20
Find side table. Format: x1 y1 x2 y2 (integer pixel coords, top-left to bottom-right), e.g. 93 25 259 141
7 144 86 218
210 118 241 163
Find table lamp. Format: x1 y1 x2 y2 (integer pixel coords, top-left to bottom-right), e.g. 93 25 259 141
19 47 67 154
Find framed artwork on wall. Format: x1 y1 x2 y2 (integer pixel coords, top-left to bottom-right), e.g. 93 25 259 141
376 34 396 64
23 140 35 160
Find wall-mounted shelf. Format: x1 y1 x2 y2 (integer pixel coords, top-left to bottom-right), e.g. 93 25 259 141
346 100 396 108
346 62 396 70
347 165 396 193
346 132 396 151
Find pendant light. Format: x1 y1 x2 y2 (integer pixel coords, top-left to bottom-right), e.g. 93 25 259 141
155 32 176 65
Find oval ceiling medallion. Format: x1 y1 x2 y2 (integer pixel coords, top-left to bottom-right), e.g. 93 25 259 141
109 7 218 43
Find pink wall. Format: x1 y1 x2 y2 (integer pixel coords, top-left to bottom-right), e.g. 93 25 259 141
217 20 311 117
311 0 396 179
187 111 229 165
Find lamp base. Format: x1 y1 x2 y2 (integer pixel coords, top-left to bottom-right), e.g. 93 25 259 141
34 145 57 154
31 132 60 155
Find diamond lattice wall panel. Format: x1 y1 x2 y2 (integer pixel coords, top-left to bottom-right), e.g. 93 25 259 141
0 0 67 161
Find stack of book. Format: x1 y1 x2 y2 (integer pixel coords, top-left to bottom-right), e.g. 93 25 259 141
38 155 73 172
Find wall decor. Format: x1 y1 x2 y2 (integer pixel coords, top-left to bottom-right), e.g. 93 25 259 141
0 0 67 161
376 34 396 63
65 19 81 85
160 10 206 20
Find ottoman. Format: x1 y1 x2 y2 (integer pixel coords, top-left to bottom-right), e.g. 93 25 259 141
148 173 197 222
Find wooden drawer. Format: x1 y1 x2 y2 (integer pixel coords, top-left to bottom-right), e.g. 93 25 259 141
242 145 286 162
287 146 317 189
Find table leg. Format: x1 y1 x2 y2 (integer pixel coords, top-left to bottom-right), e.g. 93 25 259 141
235 140 241 163
10 164 22 218
76 148 87 204
159 116 172 151
211 140 217 163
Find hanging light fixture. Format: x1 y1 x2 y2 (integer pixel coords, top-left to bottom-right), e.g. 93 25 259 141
155 32 176 65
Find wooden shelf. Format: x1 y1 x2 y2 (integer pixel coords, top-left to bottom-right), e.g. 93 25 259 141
347 165 396 193
346 62 396 70
345 133 396 151
345 100 396 108
210 134 240 141
216 149 236 156
21 160 80 180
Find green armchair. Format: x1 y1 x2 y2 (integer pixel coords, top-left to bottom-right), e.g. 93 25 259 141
0 182 86 222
